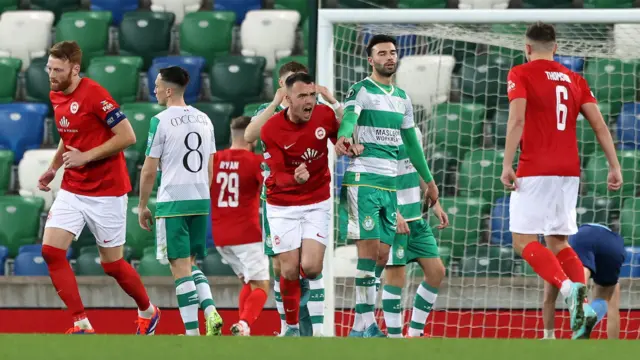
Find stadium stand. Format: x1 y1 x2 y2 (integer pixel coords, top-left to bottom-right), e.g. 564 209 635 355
54 11 112 71
13 251 49 275
0 103 48 163
90 0 138 25
240 10 300 71
0 10 54 71
179 11 236 68
150 0 202 25
213 0 261 24
118 11 175 70
0 57 21 103
86 56 143 104
30 0 81 24
18 149 64 210
147 55 206 104
0 196 44 257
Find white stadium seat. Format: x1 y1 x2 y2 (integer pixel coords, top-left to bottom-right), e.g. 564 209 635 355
0 11 55 71
614 24 640 59
458 0 510 9
150 0 202 25
18 149 64 211
333 245 358 277
395 55 456 110
240 10 300 71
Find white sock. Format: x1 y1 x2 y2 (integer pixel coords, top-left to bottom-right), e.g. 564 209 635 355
274 278 286 334
308 275 325 336
543 329 556 339
138 304 155 319
74 317 93 330
559 280 573 298
192 267 216 317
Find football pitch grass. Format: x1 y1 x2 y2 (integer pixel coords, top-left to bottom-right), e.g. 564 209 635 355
0 335 636 360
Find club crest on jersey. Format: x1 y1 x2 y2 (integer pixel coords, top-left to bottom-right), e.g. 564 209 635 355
315 127 326 140
346 88 355 98
362 216 375 231
70 102 79 114
396 245 405 259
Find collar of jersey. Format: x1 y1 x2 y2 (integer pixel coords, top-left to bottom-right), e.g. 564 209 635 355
366 76 394 96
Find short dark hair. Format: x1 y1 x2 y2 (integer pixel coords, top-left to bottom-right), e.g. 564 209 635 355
50 41 82 65
285 72 314 89
525 22 556 43
159 66 190 87
366 34 397 57
230 116 251 131
279 61 308 77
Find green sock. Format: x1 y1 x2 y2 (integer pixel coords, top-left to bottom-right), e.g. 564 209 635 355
408 282 438 337
374 265 384 292
191 265 216 317
354 258 376 331
175 276 200 335
382 285 403 338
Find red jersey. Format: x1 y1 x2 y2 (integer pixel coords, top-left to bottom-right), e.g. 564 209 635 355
210 149 263 247
50 78 131 196
261 104 339 206
507 59 597 177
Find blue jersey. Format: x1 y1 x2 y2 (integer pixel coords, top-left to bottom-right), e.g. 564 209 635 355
569 223 625 286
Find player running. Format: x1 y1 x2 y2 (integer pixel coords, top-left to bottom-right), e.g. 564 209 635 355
500 22 623 337
39 40 159 335
260 72 340 337
138 66 222 336
542 223 624 340
335 34 438 337
210 116 269 336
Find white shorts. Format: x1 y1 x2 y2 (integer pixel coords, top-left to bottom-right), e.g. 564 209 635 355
266 199 331 255
509 176 579 236
45 189 128 248
216 242 270 283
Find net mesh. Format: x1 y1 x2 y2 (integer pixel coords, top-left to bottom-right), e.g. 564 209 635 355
331 21 640 339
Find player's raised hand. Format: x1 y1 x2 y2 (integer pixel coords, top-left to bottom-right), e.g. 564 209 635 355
138 206 154 231
272 87 286 107
431 200 449 230
37 168 56 192
607 166 623 191
62 146 90 168
424 180 439 208
500 167 518 191
316 85 337 105
396 212 410 235
294 163 310 184
335 136 350 156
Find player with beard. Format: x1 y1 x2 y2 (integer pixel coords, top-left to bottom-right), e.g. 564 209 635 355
38 41 159 334
335 35 438 337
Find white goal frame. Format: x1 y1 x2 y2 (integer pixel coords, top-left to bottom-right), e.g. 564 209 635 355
318 8 640 338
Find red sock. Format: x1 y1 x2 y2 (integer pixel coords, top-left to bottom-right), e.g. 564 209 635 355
280 276 300 325
41 245 86 318
240 288 268 326
556 247 586 284
238 283 252 317
522 242 569 289
102 258 151 310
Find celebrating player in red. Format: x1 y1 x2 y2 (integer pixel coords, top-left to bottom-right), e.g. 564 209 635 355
260 72 339 336
211 116 269 336
38 41 159 334
501 22 622 338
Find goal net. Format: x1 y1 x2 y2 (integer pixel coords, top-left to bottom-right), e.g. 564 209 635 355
319 8 640 339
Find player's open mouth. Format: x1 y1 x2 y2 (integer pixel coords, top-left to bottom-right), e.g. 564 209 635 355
303 107 313 114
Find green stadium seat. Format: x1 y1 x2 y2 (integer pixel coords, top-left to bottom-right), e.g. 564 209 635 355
492 107 508 148
209 56 266 110
430 39 477 73
137 247 172 276
458 149 512 203
429 197 490 258
426 148 456 196
620 198 640 246
432 102 485 160
124 149 141 191
334 25 359 59
584 0 634 8
584 150 640 205
0 57 21 103
460 245 514 277
461 52 524 110
0 0 18 13
407 245 451 278
520 260 538 277
397 0 447 8
243 102 263 117
584 58 638 116
55 11 112 70
30 0 81 23
576 196 613 226
71 227 95 255
193 102 235 149
335 55 369 99
120 103 165 154
202 251 235 276
179 11 235 69
522 0 572 8
274 0 309 21
0 196 45 257
126 197 157 259
25 57 50 104
577 103 612 160
272 56 309 93
302 19 309 54
339 0 388 8
87 56 143 105
78 244 133 262
119 11 175 70
0 150 13 195
75 252 105 275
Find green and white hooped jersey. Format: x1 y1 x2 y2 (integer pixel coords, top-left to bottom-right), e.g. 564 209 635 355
342 77 415 191
252 102 285 201
146 106 216 217
396 128 424 222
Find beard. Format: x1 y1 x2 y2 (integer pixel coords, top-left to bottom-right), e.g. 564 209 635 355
50 72 73 92
374 62 397 77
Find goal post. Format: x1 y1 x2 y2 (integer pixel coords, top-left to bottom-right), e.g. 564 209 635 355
318 8 640 339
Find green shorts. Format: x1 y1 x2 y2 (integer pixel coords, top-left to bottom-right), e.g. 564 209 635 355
388 219 439 266
155 215 208 261
339 185 397 246
261 200 275 257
